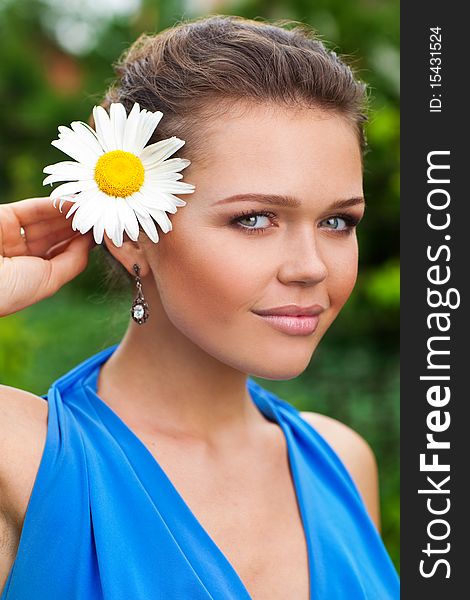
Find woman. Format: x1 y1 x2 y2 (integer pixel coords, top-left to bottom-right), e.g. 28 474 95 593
0 14 399 599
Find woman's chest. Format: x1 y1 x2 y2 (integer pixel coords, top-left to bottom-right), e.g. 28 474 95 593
139 429 311 600
202 502 311 600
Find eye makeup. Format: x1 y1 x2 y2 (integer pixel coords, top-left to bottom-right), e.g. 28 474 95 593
229 209 278 235
229 208 363 236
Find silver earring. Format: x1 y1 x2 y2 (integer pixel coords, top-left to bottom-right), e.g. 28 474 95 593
131 264 150 324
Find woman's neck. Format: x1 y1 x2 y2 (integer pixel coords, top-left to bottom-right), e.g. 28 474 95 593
97 314 265 443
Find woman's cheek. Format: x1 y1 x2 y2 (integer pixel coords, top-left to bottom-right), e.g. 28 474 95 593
155 236 247 324
328 249 359 312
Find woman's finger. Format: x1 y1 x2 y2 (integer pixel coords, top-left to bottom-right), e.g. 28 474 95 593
1 197 78 258
20 210 75 240
44 231 97 260
9 196 75 226
44 232 96 297
0 231 96 317
21 217 79 258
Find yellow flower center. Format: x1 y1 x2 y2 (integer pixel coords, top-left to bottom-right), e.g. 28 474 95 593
94 150 145 197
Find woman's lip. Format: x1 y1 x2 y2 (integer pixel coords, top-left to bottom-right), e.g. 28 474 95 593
252 313 320 336
252 304 325 316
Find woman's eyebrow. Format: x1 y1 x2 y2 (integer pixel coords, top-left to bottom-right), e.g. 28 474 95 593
328 196 366 210
212 193 366 210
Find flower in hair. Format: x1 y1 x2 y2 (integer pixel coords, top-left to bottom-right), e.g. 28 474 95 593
43 102 195 247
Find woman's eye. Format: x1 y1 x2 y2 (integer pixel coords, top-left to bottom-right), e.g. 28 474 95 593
323 216 348 230
321 214 359 233
230 211 277 234
237 214 271 229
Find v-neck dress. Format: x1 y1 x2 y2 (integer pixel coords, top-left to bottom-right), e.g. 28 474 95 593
1 343 400 599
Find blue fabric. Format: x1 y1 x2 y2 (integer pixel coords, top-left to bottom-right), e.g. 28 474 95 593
2 343 399 599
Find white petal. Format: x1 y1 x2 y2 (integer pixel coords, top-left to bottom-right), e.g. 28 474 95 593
93 106 115 151
125 193 149 217
43 160 94 180
61 190 96 219
136 211 159 243
145 172 184 184
51 137 97 167
122 103 141 152
145 180 196 194
100 199 119 246
144 157 191 174
107 200 123 248
140 137 185 166
43 173 85 186
151 190 187 208
82 192 110 244
71 197 97 233
110 103 127 150
70 209 83 231
50 180 97 200
64 199 83 219
57 125 74 138
71 206 95 234
54 195 78 212
147 208 173 233
137 186 180 213
70 122 103 156
44 172 95 186
116 197 140 241
113 223 124 247
133 110 163 155
93 212 105 245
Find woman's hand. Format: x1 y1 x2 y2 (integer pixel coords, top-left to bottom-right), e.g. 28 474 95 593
0 196 97 317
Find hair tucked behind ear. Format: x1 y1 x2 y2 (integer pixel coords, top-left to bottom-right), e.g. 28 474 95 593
96 14 369 289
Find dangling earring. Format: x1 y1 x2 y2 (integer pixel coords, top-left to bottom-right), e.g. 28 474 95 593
131 263 150 324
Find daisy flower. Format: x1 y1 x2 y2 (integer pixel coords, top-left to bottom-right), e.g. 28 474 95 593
43 102 195 247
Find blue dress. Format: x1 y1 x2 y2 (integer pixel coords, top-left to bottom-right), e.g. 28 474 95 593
1 343 399 599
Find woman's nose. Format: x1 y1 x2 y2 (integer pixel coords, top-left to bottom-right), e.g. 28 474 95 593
277 229 328 285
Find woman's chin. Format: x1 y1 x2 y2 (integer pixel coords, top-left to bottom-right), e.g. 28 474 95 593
247 355 314 381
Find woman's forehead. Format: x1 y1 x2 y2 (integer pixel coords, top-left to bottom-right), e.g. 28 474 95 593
189 106 363 200
198 104 360 164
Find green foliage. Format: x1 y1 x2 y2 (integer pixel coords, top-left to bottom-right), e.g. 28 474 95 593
364 259 400 308
0 313 39 384
0 0 400 574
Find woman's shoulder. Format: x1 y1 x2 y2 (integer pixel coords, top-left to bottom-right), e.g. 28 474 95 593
0 384 47 436
0 385 48 523
249 379 382 530
0 386 48 594
300 410 381 531
299 410 377 468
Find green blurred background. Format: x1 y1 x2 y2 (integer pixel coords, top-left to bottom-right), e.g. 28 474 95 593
0 0 400 573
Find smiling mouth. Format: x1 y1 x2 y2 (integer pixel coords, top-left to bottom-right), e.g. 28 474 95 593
252 303 325 317
252 312 321 336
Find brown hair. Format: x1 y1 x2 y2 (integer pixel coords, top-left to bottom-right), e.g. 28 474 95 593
96 14 369 288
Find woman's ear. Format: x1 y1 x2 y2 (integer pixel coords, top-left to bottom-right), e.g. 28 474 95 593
102 233 151 278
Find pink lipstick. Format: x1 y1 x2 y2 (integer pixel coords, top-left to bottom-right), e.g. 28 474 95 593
252 304 324 336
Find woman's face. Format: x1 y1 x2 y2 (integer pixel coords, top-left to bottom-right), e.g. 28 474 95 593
141 103 365 380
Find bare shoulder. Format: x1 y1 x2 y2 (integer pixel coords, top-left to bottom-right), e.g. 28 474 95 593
0 385 48 594
300 411 381 531
0 385 48 519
